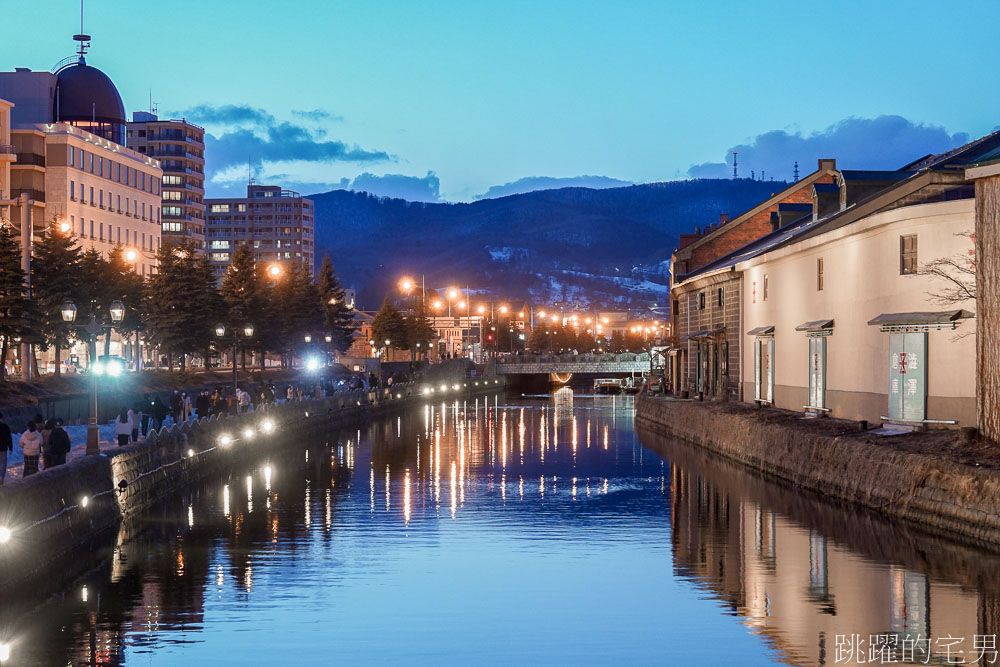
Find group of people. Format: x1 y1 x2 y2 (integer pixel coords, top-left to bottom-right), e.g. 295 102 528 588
0 411 72 483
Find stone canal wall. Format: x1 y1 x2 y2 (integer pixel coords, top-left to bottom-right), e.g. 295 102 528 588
635 395 1000 547
0 378 506 596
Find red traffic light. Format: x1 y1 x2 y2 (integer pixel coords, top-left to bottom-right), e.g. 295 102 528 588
487 334 493 341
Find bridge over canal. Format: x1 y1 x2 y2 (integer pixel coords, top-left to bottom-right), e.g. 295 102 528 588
495 353 651 379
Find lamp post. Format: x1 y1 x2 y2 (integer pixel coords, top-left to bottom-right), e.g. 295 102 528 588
62 298 124 454
216 323 254 399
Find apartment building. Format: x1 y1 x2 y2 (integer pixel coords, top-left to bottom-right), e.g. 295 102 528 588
205 184 315 278
127 112 206 250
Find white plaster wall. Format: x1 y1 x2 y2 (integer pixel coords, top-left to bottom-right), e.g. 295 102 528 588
740 199 976 418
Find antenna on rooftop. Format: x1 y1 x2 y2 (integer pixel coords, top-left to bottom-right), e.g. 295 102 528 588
72 0 90 63
793 161 800 181
732 152 738 179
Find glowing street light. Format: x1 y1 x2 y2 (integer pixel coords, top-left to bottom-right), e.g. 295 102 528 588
61 300 78 323
58 219 72 233
124 248 138 263
218 433 233 447
399 277 414 293
447 288 459 300
215 323 227 338
304 334 313 343
551 314 559 323
109 300 125 323
260 418 276 434
0 526 11 543
477 305 486 314
432 300 443 310
267 263 283 279
499 305 508 315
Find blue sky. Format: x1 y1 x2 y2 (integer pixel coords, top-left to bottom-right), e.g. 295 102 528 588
7 0 999 200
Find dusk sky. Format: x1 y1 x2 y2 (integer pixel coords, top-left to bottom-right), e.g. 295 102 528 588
8 0 999 201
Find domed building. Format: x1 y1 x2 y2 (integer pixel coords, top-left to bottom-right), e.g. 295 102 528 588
53 57 127 145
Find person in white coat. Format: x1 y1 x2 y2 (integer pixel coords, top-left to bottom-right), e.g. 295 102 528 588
19 422 43 476
115 409 132 446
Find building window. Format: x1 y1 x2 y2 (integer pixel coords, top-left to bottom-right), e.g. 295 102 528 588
210 240 230 249
236 203 247 212
717 287 724 307
698 292 706 310
99 191 104 208
69 146 75 167
210 204 230 213
89 220 93 238
900 234 918 275
70 182 75 200
98 157 103 176
163 221 183 233
817 257 824 291
163 175 182 186
117 195 121 212
88 153 93 172
763 275 769 301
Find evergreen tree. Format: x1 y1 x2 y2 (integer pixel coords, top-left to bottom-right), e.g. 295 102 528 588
0 224 36 379
405 300 435 359
220 243 262 369
607 330 626 354
145 241 221 370
220 242 260 328
31 220 83 375
527 325 550 352
316 254 356 354
372 297 408 351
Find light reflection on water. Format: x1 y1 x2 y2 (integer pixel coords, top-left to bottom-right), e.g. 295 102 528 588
4 389 1000 665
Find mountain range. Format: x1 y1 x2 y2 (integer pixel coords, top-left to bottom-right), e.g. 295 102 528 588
309 178 788 310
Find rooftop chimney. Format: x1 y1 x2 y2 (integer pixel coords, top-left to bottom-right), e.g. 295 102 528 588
719 213 730 225
817 158 837 172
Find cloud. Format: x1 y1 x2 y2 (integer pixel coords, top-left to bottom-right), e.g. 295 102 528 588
336 171 442 202
292 109 344 122
181 103 275 126
476 175 633 200
687 115 970 180
175 103 392 186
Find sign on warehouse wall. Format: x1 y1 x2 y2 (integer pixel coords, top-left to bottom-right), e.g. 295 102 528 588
888 332 926 422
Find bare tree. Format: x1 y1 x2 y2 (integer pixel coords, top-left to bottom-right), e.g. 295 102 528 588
918 231 976 305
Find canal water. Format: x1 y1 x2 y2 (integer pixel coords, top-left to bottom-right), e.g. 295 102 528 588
5 389 1000 665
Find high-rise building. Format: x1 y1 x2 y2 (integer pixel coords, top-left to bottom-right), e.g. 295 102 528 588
0 98 12 203
0 38 163 276
205 184 315 278
127 113 206 250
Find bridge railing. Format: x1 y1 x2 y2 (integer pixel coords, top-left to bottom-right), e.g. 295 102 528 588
496 352 650 365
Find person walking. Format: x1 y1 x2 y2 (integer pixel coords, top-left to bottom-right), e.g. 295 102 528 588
196 390 210 419
239 388 252 413
20 422 42 477
48 419 71 467
286 385 295 403
169 389 182 425
0 413 12 486
40 419 54 470
127 408 139 442
182 392 193 422
115 409 132 446
152 395 168 430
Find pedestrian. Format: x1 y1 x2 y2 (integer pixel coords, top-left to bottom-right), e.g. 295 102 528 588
0 413 12 486
127 408 139 442
212 388 227 416
239 388 252 412
41 418 54 470
139 396 152 436
286 385 294 402
263 384 275 405
182 392 193 422
20 422 42 476
169 389 182 425
196 390 210 419
48 419 71 466
115 409 132 446
152 395 168 430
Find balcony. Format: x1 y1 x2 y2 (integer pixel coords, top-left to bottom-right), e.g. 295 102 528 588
14 152 45 167
11 189 45 202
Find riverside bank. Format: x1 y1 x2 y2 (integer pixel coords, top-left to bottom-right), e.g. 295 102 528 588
635 395 1000 548
0 377 506 597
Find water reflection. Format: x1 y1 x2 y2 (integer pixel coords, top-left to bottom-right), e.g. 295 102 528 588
644 425 1000 666
8 391 1000 664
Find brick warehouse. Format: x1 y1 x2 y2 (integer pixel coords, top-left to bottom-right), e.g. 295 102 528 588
669 159 839 400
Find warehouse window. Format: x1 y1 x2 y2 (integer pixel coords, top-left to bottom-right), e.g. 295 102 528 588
900 235 918 275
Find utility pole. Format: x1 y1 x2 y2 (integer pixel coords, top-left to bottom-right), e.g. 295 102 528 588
793 161 800 181
732 152 738 179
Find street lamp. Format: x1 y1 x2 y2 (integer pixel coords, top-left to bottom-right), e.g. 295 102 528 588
267 263 283 279
63 299 123 454
304 334 312 343
216 323 253 397
61 300 78 323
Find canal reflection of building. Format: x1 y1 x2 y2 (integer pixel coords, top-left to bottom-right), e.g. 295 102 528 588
656 430 1000 666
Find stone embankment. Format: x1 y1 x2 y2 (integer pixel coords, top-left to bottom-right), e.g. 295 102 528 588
0 377 506 596
636 395 1000 548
